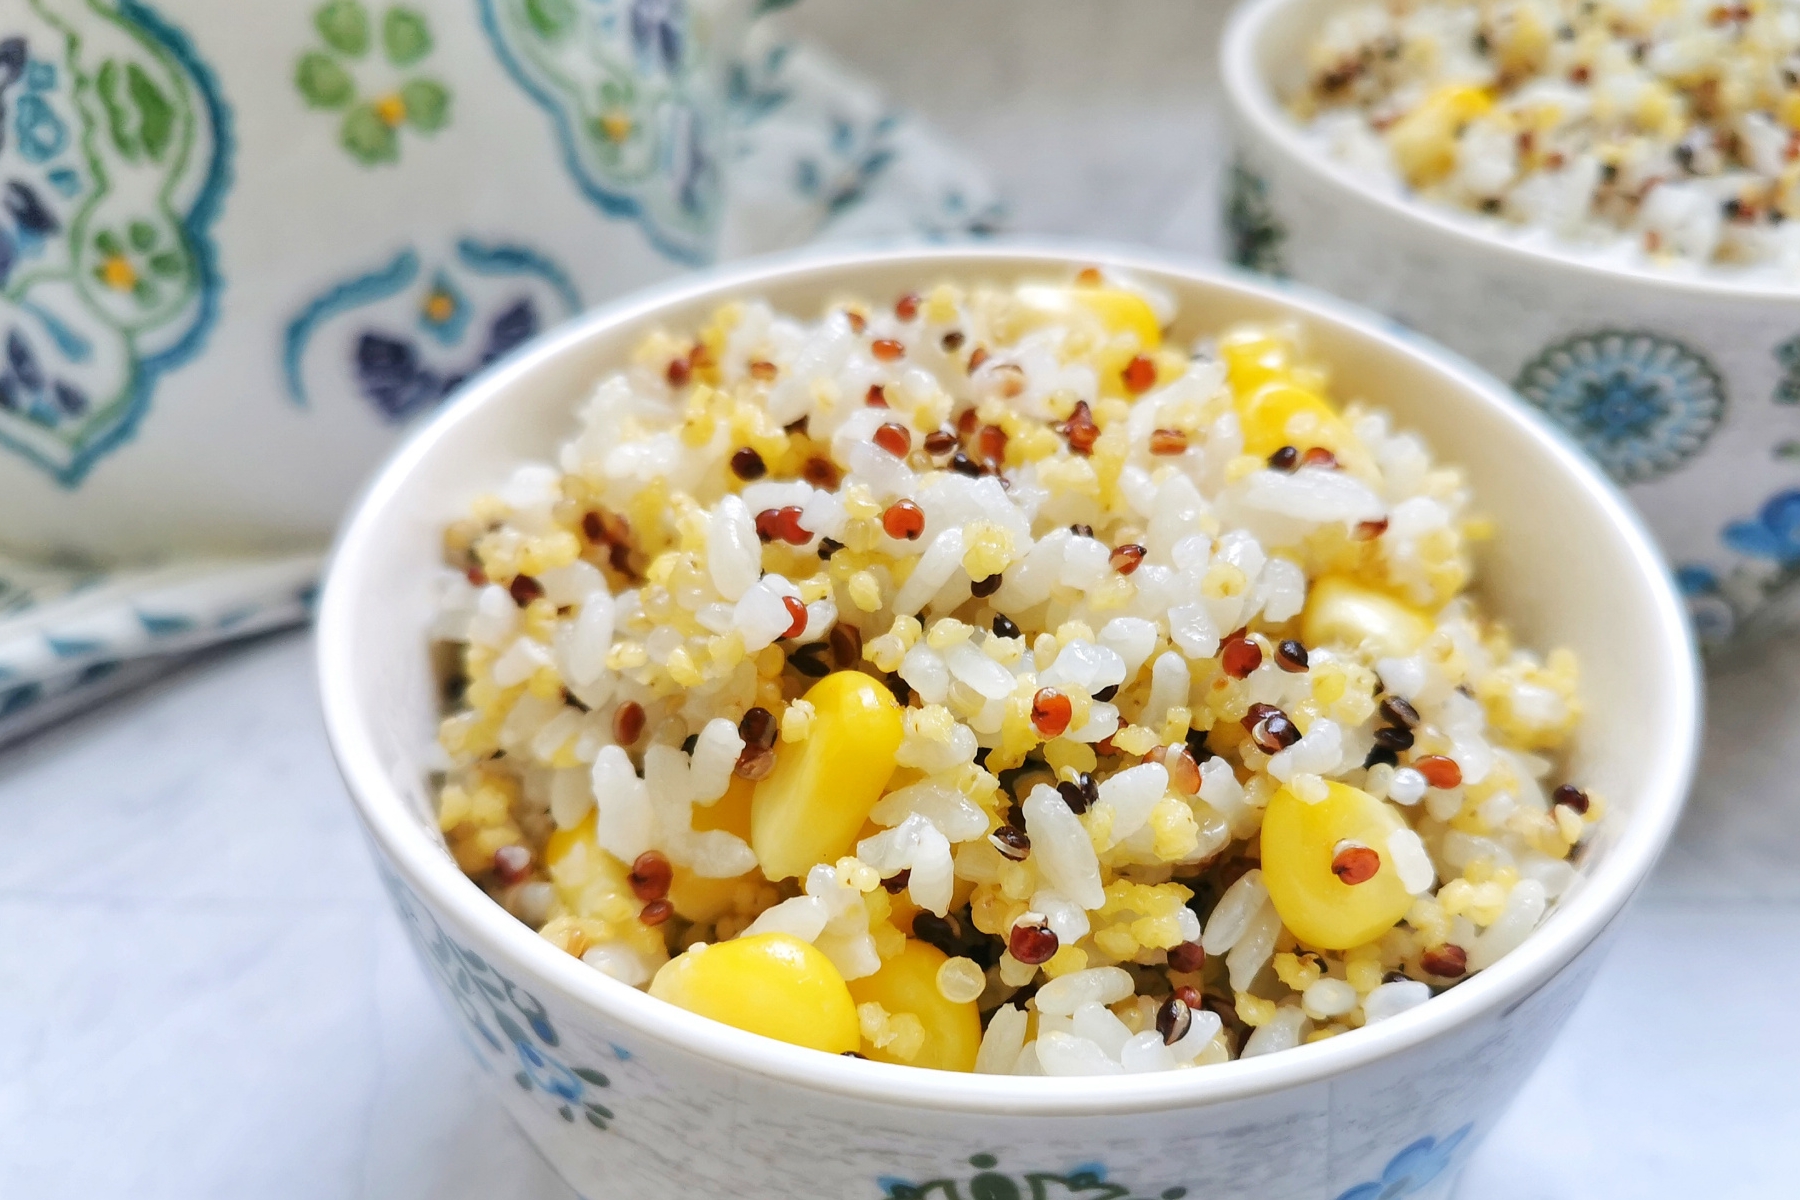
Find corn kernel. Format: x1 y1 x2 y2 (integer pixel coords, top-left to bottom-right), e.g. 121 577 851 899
751 671 903 880
848 940 981 1071
649 934 859 1054
1303 576 1432 659
1262 781 1414 950
1386 85 1493 187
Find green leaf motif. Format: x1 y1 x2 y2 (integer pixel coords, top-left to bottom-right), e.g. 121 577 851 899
96 60 135 159
383 6 433 65
340 103 398 163
316 0 371 57
126 62 174 161
94 229 123 256
128 220 158 251
400 78 450 131
572 1067 610 1087
525 0 576 40
295 51 355 108
149 251 185 278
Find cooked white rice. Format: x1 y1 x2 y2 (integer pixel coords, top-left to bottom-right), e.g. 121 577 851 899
428 270 1598 1075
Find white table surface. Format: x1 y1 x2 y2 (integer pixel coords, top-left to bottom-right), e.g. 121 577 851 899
4 4 1797 1196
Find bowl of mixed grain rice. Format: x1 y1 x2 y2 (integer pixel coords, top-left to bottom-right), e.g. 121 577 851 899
318 244 1697 1200
1222 0 1800 646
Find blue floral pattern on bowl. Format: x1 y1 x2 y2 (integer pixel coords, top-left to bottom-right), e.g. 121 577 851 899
1334 1124 1472 1200
477 0 735 264
1513 331 1725 485
381 867 623 1130
880 1154 1187 1200
1677 486 1800 645
282 236 581 422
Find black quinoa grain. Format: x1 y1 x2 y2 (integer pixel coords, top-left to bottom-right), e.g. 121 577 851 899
729 447 766 480
992 614 1020 639
738 706 776 747
1274 639 1309 672
1372 725 1415 751
1155 994 1193 1045
789 642 832 677
1379 695 1421 728
971 573 1002 598
1553 784 1590 815
989 825 1031 861
912 910 964 958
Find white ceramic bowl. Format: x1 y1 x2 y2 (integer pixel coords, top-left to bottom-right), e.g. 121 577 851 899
1221 0 1800 646
317 244 1699 1200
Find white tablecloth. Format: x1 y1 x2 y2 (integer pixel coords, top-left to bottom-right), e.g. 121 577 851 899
3 4 1794 1196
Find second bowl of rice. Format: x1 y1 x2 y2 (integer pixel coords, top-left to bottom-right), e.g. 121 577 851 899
1222 0 1800 646
318 243 1697 1200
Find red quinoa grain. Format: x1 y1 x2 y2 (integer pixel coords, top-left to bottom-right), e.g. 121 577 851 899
882 499 926 540
1414 755 1463 789
779 595 808 640
612 700 646 746
1123 354 1158 394
1421 944 1469 978
1008 920 1059 965
627 851 673 901
1031 688 1073 737
873 422 912 458
1331 843 1382 885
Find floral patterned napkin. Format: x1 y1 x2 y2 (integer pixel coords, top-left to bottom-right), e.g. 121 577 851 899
0 32 1002 744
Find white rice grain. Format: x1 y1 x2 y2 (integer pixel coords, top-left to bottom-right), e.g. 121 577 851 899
1022 784 1106 909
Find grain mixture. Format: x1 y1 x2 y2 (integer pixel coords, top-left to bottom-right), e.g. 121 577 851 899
428 272 1598 1075
1297 0 1800 276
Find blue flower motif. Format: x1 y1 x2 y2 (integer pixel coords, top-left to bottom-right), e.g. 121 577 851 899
630 0 685 75
1335 1124 1472 1200
1675 564 1720 596
379 869 621 1131
1723 488 1800 565
1514 331 1725 485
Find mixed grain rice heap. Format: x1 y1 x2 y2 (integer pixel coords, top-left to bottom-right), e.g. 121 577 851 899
1297 0 1800 274
430 271 1599 1075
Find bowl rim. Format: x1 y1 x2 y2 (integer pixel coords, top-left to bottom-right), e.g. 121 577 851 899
1219 0 1800 304
317 239 1700 1116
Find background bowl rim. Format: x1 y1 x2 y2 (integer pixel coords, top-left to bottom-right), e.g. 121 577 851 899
1219 0 1800 304
317 239 1700 1115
